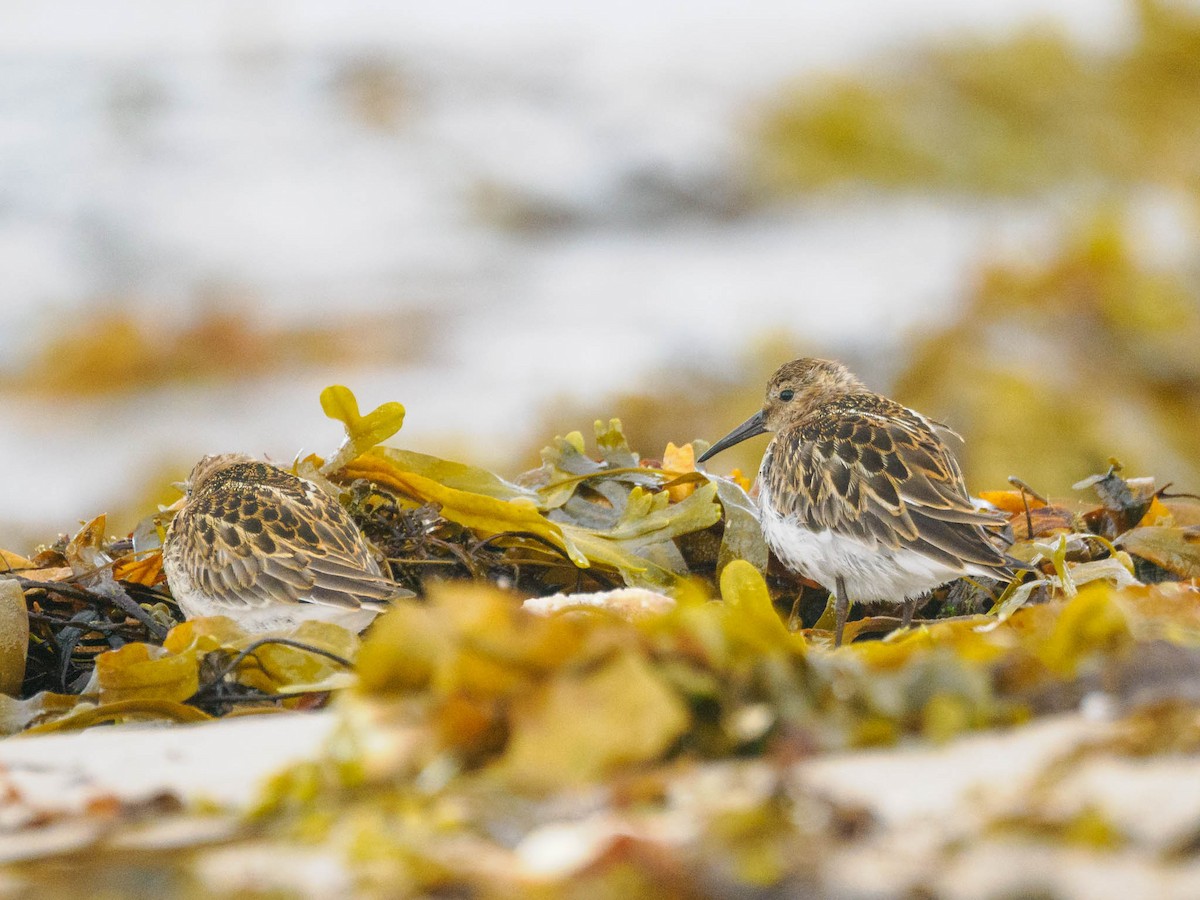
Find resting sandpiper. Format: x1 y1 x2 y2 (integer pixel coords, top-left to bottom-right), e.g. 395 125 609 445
162 453 410 633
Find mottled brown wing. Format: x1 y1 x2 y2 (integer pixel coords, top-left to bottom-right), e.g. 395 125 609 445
176 469 400 612
766 402 1011 570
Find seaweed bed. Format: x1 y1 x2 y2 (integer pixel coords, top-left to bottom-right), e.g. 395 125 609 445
3 384 1200 895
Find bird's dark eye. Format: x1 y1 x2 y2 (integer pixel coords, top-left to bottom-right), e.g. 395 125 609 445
779 389 795 401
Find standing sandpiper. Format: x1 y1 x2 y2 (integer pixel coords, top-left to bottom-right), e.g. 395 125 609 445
163 453 411 633
698 358 1018 646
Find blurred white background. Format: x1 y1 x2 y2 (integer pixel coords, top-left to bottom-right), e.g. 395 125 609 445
0 0 1135 547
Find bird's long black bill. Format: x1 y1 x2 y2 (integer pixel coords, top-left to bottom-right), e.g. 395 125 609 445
697 410 768 463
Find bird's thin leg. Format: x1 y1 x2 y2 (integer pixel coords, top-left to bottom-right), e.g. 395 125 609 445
900 597 917 628
834 576 850 647
788 592 804 631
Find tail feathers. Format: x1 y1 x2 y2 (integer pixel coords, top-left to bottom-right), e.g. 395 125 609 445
1004 554 1038 572
360 584 416 612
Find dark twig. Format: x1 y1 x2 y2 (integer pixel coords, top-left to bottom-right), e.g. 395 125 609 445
102 588 169 641
196 638 354 691
1008 475 1042 539
422 535 482 578
27 611 144 635
16 577 169 641
1007 475 1048 505
17 579 108 602
1158 486 1200 502
475 530 575 560
187 680 280 710
475 530 621 590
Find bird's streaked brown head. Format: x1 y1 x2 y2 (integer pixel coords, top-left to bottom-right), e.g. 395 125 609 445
697 358 864 463
760 358 864 431
182 453 257 496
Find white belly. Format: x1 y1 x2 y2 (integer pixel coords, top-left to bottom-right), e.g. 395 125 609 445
759 493 973 604
177 599 380 635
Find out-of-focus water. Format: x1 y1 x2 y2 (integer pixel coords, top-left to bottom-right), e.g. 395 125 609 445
0 0 1130 547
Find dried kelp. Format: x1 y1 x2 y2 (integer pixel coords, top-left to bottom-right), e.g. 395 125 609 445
3 384 1200 895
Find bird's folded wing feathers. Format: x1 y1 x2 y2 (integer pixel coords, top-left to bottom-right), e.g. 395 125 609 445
179 487 401 612
769 406 1010 569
